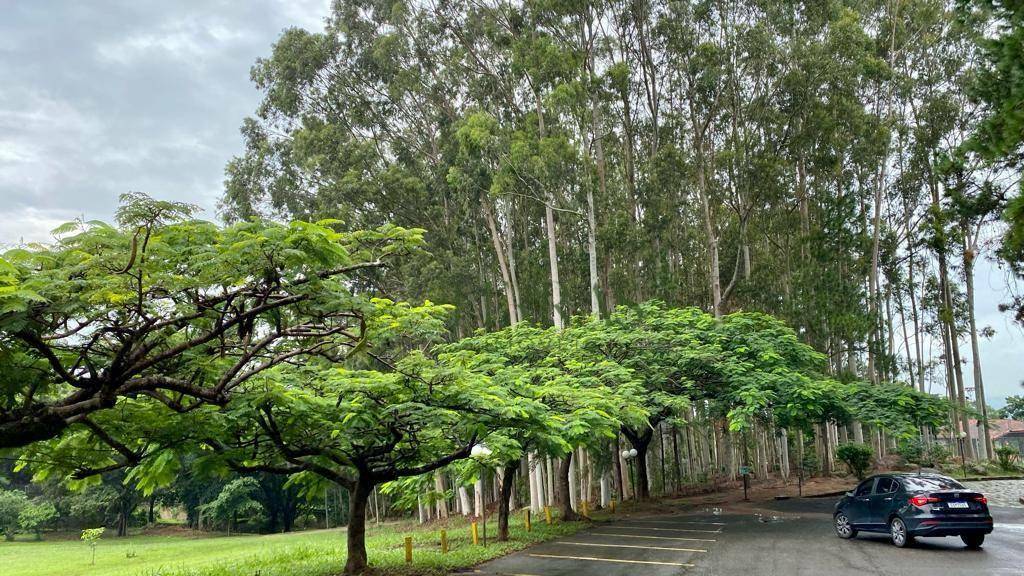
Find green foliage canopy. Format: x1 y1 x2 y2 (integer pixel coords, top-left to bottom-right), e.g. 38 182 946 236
0 193 424 449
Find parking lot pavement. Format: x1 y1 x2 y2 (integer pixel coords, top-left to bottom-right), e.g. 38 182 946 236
467 515 727 576
465 499 1024 576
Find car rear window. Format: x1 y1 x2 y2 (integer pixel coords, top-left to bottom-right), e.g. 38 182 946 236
902 476 964 491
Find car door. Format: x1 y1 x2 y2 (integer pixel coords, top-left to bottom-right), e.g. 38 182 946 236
869 476 899 527
846 478 876 527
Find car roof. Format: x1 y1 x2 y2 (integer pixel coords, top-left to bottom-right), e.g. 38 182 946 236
862 472 954 480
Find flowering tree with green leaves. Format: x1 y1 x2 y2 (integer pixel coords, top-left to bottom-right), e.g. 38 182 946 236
0 193 423 449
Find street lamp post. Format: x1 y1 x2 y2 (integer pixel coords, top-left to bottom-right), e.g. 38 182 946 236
471 444 493 546
957 431 968 479
620 448 638 501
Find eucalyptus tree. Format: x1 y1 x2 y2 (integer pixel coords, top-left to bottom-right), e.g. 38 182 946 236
0 193 421 449
212 0 1015 469
969 0 1024 323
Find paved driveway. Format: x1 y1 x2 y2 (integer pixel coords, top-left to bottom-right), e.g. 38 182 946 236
965 479 1024 508
465 494 1024 576
469 514 726 576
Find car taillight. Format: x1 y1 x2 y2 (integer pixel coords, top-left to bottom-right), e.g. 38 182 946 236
909 495 940 507
974 496 987 504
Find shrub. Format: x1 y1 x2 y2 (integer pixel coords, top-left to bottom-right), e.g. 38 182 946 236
18 501 57 540
927 443 951 466
0 490 29 541
994 444 1021 471
836 442 874 479
199 478 263 534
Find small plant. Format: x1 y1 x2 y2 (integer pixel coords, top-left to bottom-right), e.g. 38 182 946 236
81 527 105 565
836 442 874 479
994 444 1021 471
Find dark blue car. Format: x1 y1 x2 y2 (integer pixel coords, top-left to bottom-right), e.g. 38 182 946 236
833 473 993 548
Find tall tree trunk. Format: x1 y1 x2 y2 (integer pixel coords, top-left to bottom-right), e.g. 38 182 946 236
612 436 625 500
697 154 722 317
556 453 578 521
496 461 518 541
963 239 993 459
622 426 654 500
344 478 373 575
482 200 518 324
904 212 926 391
533 87 563 330
587 68 605 318
434 472 448 519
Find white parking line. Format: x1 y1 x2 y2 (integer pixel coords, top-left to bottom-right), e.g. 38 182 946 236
631 519 727 526
560 541 708 553
528 553 695 567
590 531 717 542
614 525 721 534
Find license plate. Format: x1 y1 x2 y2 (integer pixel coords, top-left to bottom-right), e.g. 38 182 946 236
947 501 970 509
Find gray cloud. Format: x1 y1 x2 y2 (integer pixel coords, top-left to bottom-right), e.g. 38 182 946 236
0 0 331 234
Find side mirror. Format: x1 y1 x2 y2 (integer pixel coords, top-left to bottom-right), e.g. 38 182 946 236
845 491 854 498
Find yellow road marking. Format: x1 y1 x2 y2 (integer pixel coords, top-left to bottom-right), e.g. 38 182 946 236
591 531 717 542
561 541 707 553
528 553 694 567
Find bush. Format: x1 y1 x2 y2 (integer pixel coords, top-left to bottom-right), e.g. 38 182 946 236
897 438 925 467
19 501 57 540
0 490 29 541
836 443 874 479
994 444 1021 471
927 443 951 466
897 438 952 469
199 478 263 534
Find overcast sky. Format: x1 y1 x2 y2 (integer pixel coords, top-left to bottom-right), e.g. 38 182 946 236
0 1 1020 407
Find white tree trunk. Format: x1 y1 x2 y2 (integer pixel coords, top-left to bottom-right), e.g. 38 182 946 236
474 479 484 517
458 486 472 517
528 452 543 512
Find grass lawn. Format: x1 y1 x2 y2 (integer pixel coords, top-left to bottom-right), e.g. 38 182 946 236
0 509 599 576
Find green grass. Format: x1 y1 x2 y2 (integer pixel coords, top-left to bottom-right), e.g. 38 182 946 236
0 510 597 576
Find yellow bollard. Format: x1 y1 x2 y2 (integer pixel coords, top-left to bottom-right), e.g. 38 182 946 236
524 509 532 532
471 521 479 545
610 499 616 513
440 529 448 554
544 506 552 525
404 536 412 564
581 500 589 518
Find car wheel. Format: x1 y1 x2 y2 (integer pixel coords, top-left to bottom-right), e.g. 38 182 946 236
890 517 914 548
834 513 857 539
961 534 984 549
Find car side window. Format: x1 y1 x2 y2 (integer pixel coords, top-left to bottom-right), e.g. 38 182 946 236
854 479 874 497
874 477 897 494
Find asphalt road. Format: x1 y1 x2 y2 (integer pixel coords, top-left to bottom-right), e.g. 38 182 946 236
464 499 1024 576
